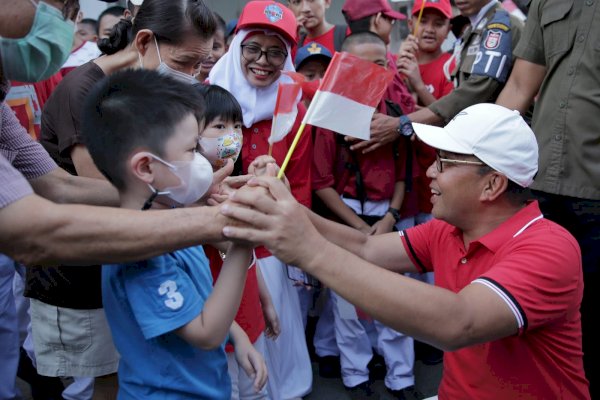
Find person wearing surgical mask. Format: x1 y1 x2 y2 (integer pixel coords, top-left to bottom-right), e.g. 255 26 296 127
194 83 281 400
209 2 314 398
0 0 79 110
82 68 266 400
196 84 243 171
26 0 218 398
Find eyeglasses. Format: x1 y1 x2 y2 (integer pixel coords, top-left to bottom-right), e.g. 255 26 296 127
435 152 485 173
382 15 396 25
241 44 288 67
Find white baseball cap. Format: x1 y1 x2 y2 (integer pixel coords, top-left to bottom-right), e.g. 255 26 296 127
129 0 143 6
412 103 538 187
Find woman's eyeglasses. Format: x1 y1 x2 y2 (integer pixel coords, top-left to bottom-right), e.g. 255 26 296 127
241 44 288 67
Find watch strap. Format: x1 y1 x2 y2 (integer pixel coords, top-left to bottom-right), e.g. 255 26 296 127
387 207 401 223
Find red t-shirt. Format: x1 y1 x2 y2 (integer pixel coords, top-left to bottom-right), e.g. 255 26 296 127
415 52 455 214
384 53 419 217
312 99 412 202
205 245 266 352
401 202 589 399
418 52 454 102
303 25 351 53
242 103 313 258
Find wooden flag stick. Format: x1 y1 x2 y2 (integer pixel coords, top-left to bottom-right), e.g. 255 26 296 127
277 122 306 179
413 0 427 36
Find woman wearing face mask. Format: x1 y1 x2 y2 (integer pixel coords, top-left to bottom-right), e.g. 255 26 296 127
209 2 313 399
26 0 217 397
0 0 79 84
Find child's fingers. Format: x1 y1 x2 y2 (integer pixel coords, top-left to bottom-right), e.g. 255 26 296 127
238 353 256 380
249 353 268 391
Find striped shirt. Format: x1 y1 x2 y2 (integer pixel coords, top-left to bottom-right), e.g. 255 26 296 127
0 102 56 208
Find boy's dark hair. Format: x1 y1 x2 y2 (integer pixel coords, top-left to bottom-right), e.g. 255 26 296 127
98 0 217 55
193 84 242 126
341 31 386 52
80 18 98 33
97 6 125 34
214 12 226 35
344 15 372 35
82 69 206 190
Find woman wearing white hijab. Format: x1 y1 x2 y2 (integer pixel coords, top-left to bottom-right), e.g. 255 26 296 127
209 2 313 399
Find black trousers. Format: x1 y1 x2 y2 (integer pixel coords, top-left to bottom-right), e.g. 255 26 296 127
533 190 600 397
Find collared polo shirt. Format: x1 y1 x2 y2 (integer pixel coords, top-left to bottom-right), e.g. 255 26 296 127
401 201 589 399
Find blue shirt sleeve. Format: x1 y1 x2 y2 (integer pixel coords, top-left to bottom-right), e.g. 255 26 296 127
122 254 205 340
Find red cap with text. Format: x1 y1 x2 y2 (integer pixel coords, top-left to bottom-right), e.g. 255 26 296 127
411 0 452 19
236 1 297 45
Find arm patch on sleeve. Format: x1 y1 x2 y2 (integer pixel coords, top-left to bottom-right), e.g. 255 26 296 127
470 10 513 83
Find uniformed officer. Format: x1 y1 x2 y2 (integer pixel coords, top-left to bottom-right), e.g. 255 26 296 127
354 0 524 154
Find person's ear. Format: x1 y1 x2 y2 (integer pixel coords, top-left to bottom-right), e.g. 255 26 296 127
324 0 332 10
373 12 383 28
480 171 508 202
130 152 155 184
133 29 154 59
369 13 381 32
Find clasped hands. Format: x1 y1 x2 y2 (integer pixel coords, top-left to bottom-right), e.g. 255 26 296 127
210 156 318 266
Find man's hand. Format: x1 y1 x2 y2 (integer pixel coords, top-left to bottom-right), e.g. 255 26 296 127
348 113 400 154
221 176 320 266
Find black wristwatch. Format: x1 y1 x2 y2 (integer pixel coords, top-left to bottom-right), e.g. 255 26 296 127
397 115 415 137
387 207 401 223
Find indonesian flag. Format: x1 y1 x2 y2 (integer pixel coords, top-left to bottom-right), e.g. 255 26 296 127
269 73 303 145
303 52 394 140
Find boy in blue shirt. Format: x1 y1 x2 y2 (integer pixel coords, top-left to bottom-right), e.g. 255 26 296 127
81 69 267 399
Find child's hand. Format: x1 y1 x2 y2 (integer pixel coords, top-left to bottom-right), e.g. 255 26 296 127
206 174 254 205
399 34 419 56
397 52 424 89
248 155 278 176
262 302 280 339
370 214 396 235
234 340 268 393
248 156 292 192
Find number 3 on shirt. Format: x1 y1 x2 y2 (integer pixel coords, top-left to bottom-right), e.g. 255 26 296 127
158 280 184 310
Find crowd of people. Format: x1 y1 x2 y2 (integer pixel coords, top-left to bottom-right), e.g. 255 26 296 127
0 0 596 399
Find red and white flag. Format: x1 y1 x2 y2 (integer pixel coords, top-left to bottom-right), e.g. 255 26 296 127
269 73 303 145
303 52 394 140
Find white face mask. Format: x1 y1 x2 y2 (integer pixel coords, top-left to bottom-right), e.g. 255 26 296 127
198 131 243 169
146 152 213 207
153 37 197 85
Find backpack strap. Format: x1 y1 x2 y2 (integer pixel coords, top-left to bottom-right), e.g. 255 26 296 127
332 24 348 52
298 30 307 48
384 99 413 193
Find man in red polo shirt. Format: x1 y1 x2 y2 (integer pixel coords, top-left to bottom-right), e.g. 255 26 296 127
221 103 590 399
